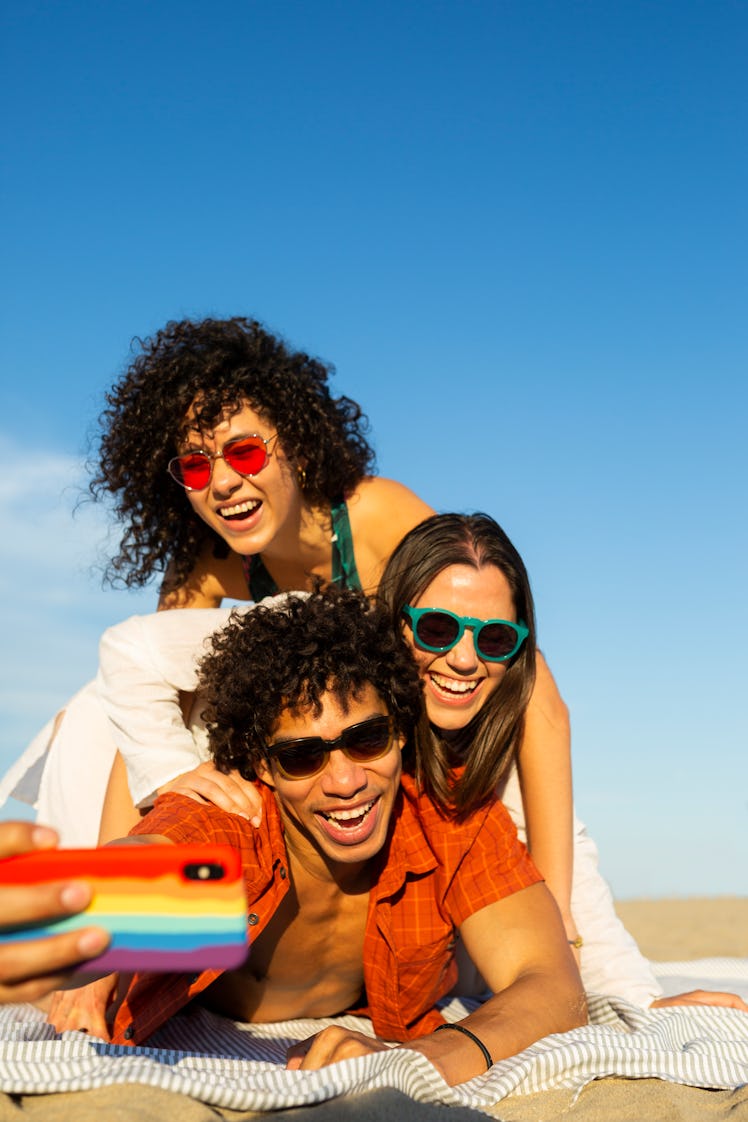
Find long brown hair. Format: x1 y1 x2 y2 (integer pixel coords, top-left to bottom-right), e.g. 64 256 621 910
377 513 536 818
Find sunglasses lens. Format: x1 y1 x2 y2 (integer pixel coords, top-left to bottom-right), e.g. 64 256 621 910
414 611 460 650
276 742 326 779
223 437 268 476
476 623 520 659
343 717 392 761
271 717 393 779
170 452 211 490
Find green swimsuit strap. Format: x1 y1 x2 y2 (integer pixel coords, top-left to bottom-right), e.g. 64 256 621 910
330 497 362 590
242 498 361 600
244 553 280 602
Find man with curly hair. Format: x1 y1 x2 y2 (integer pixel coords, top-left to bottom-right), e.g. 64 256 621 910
49 587 585 1087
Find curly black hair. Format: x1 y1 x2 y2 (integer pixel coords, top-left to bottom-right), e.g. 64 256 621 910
89 317 376 591
198 585 424 780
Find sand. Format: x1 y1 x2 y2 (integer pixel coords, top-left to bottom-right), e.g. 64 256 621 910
614 895 748 960
485 1081 748 1121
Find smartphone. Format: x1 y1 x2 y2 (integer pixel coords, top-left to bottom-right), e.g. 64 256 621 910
0 844 249 974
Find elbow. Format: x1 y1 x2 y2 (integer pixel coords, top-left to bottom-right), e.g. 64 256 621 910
570 988 589 1031
561 975 588 1032
541 966 587 1035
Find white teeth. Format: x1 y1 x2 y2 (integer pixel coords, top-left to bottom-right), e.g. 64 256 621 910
323 799 374 823
430 673 478 695
220 499 260 518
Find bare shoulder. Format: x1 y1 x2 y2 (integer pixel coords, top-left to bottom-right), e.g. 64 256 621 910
158 545 251 609
345 477 434 592
347 477 433 545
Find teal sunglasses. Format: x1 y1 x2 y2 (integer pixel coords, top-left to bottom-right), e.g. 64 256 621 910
402 606 529 663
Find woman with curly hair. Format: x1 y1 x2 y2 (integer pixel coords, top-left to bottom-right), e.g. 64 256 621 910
2 315 431 843
91 315 431 603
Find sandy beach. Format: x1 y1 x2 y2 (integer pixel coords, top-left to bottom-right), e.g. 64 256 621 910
615 895 748 960
490 895 748 1122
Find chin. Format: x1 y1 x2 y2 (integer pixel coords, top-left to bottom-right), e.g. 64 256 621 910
426 700 483 731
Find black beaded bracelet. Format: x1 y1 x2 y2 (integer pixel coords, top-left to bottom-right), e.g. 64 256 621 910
434 1022 493 1070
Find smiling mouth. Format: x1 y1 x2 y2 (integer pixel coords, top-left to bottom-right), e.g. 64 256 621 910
219 499 261 521
429 672 481 697
319 798 376 830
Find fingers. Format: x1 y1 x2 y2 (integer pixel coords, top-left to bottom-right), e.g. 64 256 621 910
287 1026 388 1071
163 764 263 825
0 821 112 1004
652 989 748 1012
0 821 59 860
2 877 95 928
0 927 111 1004
46 973 117 1039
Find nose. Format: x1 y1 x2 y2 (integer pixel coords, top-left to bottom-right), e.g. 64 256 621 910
320 750 368 797
444 628 480 672
210 451 244 494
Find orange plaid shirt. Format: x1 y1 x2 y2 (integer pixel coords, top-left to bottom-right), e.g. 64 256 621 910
111 775 541 1046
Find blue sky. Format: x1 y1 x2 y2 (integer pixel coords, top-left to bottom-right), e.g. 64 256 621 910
1 1 746 897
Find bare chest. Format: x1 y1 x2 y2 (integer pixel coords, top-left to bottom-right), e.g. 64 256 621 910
202 874 370 1024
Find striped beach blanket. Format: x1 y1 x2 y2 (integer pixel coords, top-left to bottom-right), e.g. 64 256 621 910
0 961 746 1115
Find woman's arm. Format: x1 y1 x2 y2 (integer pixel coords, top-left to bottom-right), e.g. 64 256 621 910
158 542 251 609
97 752 141 844
516 652 580 949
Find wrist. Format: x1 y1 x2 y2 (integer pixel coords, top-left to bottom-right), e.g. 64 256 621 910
434 1022 492 1070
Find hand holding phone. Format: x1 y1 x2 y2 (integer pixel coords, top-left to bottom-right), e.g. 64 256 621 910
0 843 249 975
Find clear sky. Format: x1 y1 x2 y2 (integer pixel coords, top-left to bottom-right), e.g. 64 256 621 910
1 1 746 897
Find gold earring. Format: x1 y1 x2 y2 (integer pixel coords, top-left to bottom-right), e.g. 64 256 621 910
296 465 307 489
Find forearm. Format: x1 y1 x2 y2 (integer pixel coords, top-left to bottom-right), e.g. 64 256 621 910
518 652 576 934
407 967 586 1085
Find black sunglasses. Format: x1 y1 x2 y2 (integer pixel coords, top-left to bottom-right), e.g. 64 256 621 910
265 715 395 780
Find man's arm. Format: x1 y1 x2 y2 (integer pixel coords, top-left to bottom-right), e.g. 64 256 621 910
422 883 587 1081
291 883 586 1086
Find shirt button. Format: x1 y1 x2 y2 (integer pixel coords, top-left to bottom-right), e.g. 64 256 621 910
279 866 287 880
124 1026 134 1040
248 913 259 926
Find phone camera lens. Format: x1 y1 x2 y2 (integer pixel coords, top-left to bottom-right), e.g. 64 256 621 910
183 862 226 881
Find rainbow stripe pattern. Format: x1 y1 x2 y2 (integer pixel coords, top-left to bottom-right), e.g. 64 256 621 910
0 845 250 973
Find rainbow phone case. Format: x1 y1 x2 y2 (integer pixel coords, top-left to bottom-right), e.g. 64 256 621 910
0 844 249 973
